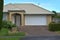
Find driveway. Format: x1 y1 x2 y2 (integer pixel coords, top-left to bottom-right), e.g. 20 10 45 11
20 26 60 36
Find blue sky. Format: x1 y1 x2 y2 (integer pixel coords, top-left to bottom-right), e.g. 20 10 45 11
4 0 60 12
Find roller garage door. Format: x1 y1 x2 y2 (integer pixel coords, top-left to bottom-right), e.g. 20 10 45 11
25 15 47 25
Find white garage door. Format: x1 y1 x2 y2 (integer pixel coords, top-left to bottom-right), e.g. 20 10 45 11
25 15 47 25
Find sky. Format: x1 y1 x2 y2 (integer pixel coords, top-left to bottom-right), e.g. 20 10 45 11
4 0 60 12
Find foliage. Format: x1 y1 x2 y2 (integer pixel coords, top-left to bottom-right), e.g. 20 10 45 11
0 28 8 36
52 11 60 18
0 20 25 36
52 11 57 15
0 21 25 36
52 11 57 17
53 15 60 18
0 28 25 36
2 20 17 31
8 32 25 36
0 37 20 40
48 22 60 31
0 0 3 30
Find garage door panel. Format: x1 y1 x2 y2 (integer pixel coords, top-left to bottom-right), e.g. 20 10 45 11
25 15 47 25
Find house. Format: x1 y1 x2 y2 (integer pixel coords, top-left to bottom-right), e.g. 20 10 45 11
3 3 54 26
3 3 54 35
53 13 60 23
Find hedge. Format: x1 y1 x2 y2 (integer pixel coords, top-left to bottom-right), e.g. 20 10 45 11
48 22 60 31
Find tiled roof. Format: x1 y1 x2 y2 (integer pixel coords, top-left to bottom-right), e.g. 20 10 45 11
3 3 54 14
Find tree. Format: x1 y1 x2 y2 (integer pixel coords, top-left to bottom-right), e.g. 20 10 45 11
52 11 60 18
52 11 57 16
0 0 3 30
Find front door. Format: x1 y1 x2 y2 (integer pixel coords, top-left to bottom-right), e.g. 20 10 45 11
12 14 21 27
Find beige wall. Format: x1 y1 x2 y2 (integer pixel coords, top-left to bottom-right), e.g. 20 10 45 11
8 11 25 26
8 11 52 26
47 15 52 25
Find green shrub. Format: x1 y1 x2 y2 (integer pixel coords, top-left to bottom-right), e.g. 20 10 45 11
2 20 17 31
49 22 60 31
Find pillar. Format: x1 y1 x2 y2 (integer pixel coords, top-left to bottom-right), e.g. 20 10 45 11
9 12 12 21
47 15 52 25
21 14 24 26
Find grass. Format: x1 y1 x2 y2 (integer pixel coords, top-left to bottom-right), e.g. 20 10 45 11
0 28 8 36
0 37 23 40
0 28 25 36
0 37 19 40
55 31 60 33
0 28 25 40
8 32 25 36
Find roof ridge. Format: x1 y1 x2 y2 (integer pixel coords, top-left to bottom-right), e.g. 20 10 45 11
32 4 54 13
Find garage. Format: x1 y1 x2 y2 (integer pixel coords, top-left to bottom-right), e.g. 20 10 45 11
25 15 47 25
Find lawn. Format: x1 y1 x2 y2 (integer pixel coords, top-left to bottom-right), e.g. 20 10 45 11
0 28 25 36
0 37 23 40
0 21 25 40
0 28 25 40
8 32 25 36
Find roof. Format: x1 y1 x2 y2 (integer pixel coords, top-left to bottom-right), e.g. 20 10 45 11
3 3 54 14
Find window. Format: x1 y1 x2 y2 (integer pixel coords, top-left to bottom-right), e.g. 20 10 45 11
3 13 7 20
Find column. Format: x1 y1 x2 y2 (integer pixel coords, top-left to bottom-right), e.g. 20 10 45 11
47 15 52 25
9 12 12 21
21 14 24 26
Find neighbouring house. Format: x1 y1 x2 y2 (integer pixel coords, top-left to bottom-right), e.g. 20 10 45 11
3 3 54 35
53 13 60 23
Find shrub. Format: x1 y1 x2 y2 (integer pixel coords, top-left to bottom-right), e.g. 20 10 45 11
2 20 17 31
48 22 60 31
